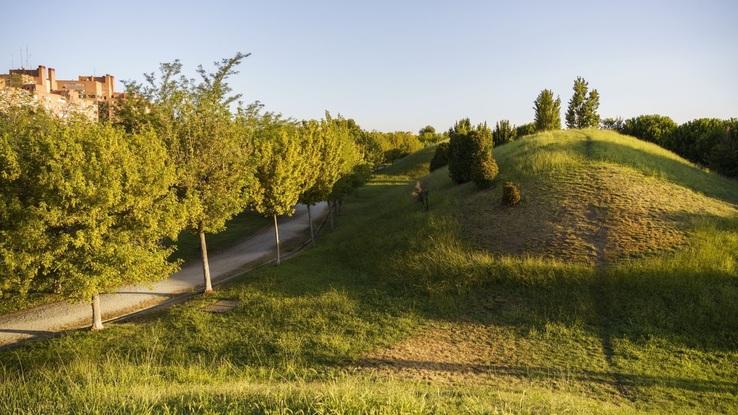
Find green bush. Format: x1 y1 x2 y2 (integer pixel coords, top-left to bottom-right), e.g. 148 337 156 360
447 119 475 183
429 142 449 171
620 114 677 146
667 118 731 167
469 128 498 189
502 181 521 206
472 156 499 189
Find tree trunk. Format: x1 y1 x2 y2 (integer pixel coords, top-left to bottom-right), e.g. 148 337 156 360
199 230 213 293
307 204 315 245
91 293 103 330
273 214 281 265
329 201 335 231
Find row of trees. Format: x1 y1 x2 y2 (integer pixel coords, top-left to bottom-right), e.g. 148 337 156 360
0 53 418 329
604 114 738 177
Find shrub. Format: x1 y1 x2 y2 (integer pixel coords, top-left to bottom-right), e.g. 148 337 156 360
472 156 499 189
620 114 677 146
469 127 498 189
447 119 475 183
429 142 449 171
492 120 517 146
502 182 521 206
515 123 536 137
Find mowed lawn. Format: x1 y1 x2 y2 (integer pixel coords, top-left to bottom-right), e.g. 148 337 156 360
0 131 736 414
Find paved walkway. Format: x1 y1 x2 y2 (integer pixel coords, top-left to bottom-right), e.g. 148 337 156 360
0 203 328 347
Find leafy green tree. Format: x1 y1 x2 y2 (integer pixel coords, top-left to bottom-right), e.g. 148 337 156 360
668 118 732 166
709 120 738 177
251 123 314 264
565 77 601 129
533 89 561 131
123 53 258 293
492 120 517 146
418 125 442 144
299 114 360 243
620 114 677 146
582 89 601 128
0 107 182 330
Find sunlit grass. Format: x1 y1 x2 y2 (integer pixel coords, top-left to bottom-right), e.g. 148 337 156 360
1 130 736 413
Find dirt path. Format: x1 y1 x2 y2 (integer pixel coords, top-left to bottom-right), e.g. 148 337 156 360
0 203 328 347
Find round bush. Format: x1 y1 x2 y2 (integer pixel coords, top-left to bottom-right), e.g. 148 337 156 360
472 156 499 189
502 181 521 206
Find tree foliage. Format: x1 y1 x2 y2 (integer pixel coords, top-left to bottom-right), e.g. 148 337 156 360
492 120 517 146
619 114 677 146
429 142 449 171
533 89 561 131
447 118 475 183
469 126 498 189
565 77 600 129
0 106 182 306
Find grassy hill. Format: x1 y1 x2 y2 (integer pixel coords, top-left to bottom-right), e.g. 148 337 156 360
1 130 736 414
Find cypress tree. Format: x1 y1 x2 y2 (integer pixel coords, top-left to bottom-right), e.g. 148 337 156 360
492 120 517 146
447 118 474 183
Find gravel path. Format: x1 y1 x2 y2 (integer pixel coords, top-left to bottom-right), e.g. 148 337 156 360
0 203 328 347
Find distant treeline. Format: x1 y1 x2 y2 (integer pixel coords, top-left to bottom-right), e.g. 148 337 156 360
602 115 738 177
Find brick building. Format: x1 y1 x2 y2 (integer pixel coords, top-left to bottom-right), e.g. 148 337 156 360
0 65 122 120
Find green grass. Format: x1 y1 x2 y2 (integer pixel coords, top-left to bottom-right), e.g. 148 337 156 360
0 131 736 414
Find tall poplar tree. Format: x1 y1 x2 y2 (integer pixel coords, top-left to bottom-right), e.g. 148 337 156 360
533 89 562 131
0 107 182 330
565 77 601 129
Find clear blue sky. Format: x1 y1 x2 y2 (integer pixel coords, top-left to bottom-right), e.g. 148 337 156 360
2 0 737 131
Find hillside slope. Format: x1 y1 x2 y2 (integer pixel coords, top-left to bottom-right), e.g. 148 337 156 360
462 129 737 263
1 133 736 414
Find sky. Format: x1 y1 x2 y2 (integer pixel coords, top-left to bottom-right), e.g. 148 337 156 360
2 0 737 131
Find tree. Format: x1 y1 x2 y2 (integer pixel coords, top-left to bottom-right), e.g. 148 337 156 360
601 117 624 131
619 114 677 146
565 77 601 129
0 107 182 330
492 120 517 146
582 89 601 128
429 142 449 171
122 53 258 293
299 114 360 244
447 118 475 183
251 123 314 264
533 89 561 131
469 125 498 189
516 122 536 137
418 125 442 144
